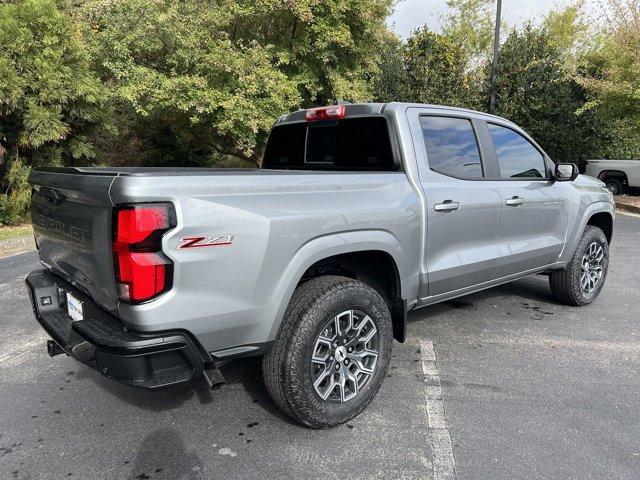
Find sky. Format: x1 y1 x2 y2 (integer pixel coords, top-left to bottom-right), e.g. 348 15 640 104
387 0 602 39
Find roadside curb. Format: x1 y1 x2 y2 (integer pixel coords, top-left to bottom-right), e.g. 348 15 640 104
0 235 36 259
615 201 640 215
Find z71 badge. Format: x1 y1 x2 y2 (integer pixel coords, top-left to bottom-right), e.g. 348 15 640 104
177 235 235 249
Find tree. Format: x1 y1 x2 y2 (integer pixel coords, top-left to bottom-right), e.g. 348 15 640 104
403 28 477 107
577 0 640 159
441 0 495 69
80 0 394 167
372 33 410 102
487 26 601 164
0 0 107 225
542 0 588 55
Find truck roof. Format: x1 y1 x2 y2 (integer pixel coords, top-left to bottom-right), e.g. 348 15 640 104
277 102 518 127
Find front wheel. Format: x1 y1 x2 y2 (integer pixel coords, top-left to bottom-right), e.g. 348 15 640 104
262 275 393 428
549 225 609 306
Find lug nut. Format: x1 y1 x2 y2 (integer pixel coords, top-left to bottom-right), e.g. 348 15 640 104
348 347 353 353
335 364 340 370
333 342 338 348
345 359 350 365
329 356 334 362
343 338 347 344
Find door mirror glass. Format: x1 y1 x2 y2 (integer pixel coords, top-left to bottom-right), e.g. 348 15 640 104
555 163 579 182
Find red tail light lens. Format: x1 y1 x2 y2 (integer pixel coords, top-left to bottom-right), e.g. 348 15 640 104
305 105 346 121
113 204 176 302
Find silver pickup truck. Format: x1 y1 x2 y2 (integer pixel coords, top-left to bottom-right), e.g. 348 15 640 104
25 103 614 428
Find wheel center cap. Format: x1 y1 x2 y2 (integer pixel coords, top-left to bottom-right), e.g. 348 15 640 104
335 346 347 362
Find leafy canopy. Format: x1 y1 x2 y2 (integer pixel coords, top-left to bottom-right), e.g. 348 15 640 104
0 0 106 224
81 0 394 166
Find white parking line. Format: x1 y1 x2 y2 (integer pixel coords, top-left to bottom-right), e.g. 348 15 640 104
419 339 456 480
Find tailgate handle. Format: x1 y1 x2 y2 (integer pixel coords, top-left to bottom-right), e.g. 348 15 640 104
41 187 67 205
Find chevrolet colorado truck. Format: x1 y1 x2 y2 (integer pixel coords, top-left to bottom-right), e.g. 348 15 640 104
584 159 640 195
25 103 615 428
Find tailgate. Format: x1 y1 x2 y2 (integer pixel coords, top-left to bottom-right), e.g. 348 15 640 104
29 169 118 312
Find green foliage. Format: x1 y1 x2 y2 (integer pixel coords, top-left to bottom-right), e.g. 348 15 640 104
577 0 640 158
80 0 393 166
0 0 107 224
372 34 410 103
542 0 588 55
0 159 31 226
487 26 602 164
441 0 495 68
403 28 480 108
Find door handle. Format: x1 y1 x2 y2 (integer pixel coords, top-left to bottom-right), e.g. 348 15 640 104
434 200 460 212
505 196 524 207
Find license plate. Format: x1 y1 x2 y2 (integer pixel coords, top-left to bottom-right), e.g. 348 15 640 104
66 292 84 322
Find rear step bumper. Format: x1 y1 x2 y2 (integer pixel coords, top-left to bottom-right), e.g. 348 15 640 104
25 269 214 389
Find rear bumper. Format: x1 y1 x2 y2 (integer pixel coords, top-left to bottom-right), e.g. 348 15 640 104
25 269 212 389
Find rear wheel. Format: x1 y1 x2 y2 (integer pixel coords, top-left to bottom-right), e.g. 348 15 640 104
262 275 393 428
603 177 623 195
549 226 609 306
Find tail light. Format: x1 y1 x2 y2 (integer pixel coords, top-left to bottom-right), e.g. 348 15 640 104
305 105 346 121
112 204 176 303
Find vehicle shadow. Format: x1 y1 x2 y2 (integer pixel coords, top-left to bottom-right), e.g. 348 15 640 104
128 427 205 480
408 275 562 323
218 357 297 425
75 355 297 424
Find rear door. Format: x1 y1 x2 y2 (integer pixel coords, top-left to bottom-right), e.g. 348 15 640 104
483 122 568 276
408 109 503 297
30 169 119 312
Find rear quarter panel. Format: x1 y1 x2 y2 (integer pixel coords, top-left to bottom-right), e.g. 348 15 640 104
109 172 421 354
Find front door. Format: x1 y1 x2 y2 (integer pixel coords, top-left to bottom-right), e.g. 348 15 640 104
485 122 568 277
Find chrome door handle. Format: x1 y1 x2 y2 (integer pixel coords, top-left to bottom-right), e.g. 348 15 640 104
506 196 524 207
434 200 460 212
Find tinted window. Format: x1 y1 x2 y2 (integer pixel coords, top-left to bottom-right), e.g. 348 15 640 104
420 116 483 178
488 124 546 178
262 117 395 170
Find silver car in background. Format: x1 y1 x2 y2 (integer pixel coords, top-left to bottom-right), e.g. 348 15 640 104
585 159 640 194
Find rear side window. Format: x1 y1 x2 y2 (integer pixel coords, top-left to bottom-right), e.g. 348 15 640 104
262 117 396 170
488 124 547 178
420 116 483 179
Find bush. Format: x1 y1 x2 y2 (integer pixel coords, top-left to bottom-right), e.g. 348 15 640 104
0 159 31 226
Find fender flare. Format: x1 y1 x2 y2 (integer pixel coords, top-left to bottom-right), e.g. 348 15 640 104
559 201 615 264
265 230 410 341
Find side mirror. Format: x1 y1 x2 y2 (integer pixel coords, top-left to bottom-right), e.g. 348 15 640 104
554 163 579 182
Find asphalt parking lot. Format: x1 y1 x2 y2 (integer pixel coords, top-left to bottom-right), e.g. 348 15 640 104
1 213 639 480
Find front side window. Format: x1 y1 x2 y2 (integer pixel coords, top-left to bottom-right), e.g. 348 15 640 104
420 116 483 179
488 124 547 178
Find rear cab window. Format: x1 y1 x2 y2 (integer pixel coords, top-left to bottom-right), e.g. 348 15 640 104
262 117 397 171
420 116 484 179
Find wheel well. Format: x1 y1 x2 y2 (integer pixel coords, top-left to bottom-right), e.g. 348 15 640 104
587 212 613 243
300 251 406 342
598 170 627 183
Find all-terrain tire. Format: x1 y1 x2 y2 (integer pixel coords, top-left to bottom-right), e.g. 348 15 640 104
262 275 393 429
549 225 609 306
